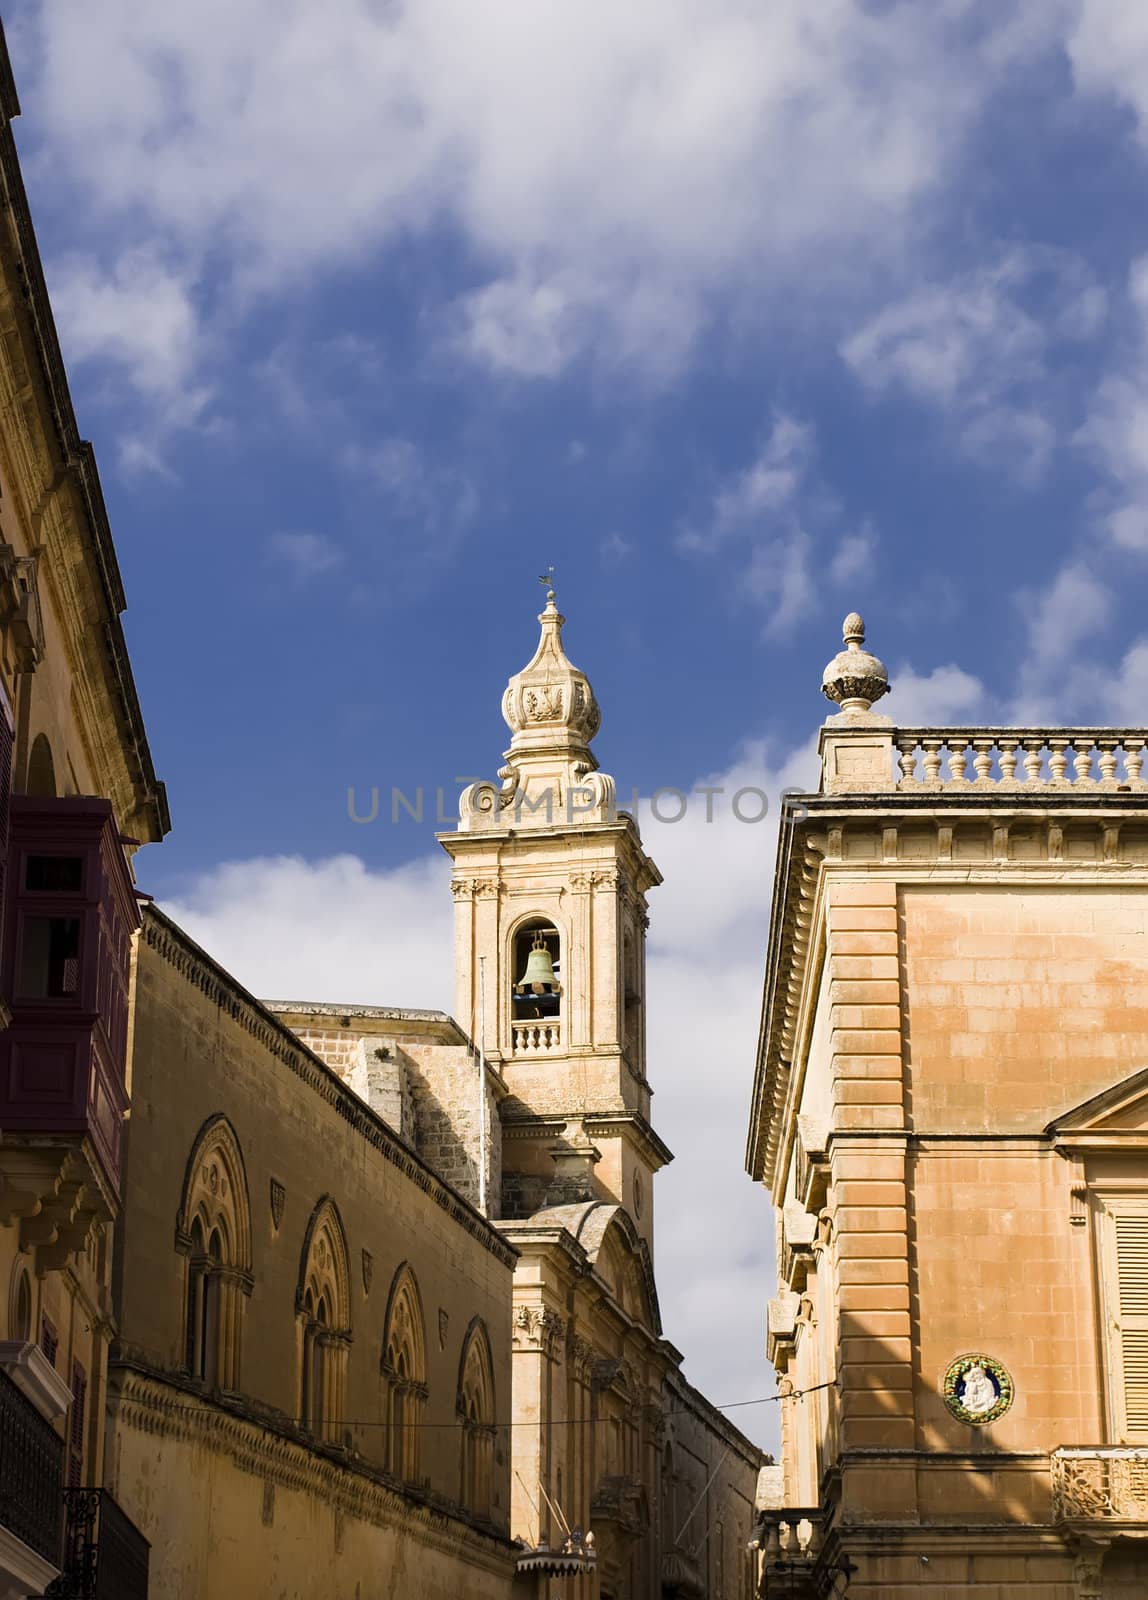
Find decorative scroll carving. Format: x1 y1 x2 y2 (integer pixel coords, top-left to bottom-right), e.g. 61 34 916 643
513 1304 565 1355
1053 1448 1148 1525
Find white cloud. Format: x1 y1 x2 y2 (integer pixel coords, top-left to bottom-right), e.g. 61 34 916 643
959 406 1056 485
163 853 454 1010
1010 561 1113 722
684 416 816 553
600 532 634 566
21 2 1065 381
828 524 877 588
882 662 988 726
343 437 479 538
49 250 201 397
841 250 1103 483
1077 256 1148 549
47 249 211 464
266 531 344 581
679 415 877 633
1068 2 1148 142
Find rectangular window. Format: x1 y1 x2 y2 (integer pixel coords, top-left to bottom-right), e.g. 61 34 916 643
17 915 80 997
25 855 83 893
1101 1198 1148 1440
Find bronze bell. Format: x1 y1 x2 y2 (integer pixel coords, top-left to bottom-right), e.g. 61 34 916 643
517 931 560 994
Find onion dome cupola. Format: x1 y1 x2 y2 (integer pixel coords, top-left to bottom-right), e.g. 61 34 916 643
458 581 616 832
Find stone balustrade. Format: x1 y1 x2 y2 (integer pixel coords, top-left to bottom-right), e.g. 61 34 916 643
1051 1448 1148 1525
892 729 1148 791
511 1020 562 1056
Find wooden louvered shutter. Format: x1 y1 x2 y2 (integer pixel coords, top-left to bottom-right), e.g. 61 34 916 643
68 1361 87 1487
1105 1202 1148 1440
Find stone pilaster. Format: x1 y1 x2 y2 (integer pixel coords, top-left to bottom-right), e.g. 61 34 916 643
827 879 916 1518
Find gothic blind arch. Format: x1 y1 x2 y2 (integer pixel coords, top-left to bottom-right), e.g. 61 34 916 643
457 1316 496 1519
25 732 56 798
296 1197 351 1442
382 1262 427 1482
176 1115 253 1390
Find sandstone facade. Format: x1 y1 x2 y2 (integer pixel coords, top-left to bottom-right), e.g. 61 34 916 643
747 617 1148 1599
110 909 518 1599
0 25 167 1598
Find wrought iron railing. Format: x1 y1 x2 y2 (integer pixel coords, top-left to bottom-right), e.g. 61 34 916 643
44 1489 149 1599
1051 1447 1148 1524
0 1366 63 1565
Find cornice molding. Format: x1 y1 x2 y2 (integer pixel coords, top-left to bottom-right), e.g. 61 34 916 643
108 1364 516 1575
142 907 517 1270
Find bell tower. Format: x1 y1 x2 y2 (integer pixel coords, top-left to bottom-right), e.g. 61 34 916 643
439 583 670 1244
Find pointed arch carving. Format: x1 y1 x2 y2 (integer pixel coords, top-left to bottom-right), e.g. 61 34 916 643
177 1114 253 1271
176 1115 253 1390
457 1316 496 1518
381 1262 427 1482
296 1196 351 1443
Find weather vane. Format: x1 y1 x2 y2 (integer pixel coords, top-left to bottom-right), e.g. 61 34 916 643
538 565 556 602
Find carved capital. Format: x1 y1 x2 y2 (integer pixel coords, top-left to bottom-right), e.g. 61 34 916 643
513 1303 566 1355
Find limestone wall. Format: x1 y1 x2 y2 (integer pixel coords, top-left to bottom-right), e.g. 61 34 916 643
270 1007 502 1216
111 909 518 1597
902 884 1148 1129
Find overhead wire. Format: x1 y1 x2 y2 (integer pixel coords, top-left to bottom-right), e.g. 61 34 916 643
120 1376 837 1432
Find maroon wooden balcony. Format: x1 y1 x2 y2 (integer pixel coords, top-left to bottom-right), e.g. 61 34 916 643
0 797 139 1218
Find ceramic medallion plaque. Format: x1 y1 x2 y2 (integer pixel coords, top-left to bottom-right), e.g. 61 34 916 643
942 1353 1014 1425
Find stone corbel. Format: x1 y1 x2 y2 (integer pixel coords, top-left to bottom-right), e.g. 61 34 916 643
0 544 45 671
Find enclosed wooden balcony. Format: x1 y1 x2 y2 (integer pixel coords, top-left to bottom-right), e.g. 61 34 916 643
0 798 140 1246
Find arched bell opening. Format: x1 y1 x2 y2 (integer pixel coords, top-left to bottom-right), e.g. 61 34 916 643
510 918 562 1056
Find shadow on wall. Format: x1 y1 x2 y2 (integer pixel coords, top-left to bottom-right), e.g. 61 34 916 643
781 1317 1147 1599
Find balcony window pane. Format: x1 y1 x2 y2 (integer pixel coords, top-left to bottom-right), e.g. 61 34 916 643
18 915 80 997
25 854 82 893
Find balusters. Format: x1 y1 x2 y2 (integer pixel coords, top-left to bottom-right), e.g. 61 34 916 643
513 1021 561 1055
878 730 1148 790
896 739 918 786
1022 740 1045 784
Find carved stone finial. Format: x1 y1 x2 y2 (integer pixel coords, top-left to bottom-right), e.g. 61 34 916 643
821 611 889 714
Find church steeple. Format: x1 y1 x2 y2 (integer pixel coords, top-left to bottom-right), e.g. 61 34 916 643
440 589 670 1243
458 579 616 833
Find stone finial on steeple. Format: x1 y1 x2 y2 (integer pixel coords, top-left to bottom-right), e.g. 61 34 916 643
821 612 890 715
457 583 616 831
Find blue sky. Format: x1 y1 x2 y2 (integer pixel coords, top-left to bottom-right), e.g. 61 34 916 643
9 1 1148 1448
